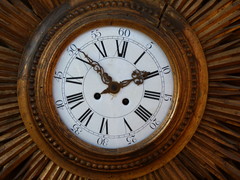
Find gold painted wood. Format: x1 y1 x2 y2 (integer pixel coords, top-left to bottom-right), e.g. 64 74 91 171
0 0 240 179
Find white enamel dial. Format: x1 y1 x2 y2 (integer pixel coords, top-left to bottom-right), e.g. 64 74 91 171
53 26 174 149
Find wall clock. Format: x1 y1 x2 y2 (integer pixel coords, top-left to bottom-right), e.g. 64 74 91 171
1 0 240 179
17 0 208 178
52 25 175 150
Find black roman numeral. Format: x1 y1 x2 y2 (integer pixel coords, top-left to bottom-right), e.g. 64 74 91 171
134 51 146 65
144 70 159 80
134 105 152 122
94 41 107 57
144 90 161 100
99 118 108 134
116 40 128 58
78 108 93 127
76 57 91 65
66 92 84 109
124 118 133 132
66 76 83 85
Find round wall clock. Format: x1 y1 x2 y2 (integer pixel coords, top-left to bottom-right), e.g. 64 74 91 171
1 0 238 179
17 0 208 179
53 25 174 150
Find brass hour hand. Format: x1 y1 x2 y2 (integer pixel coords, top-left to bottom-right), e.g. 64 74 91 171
100 70 149 94
101 70 149 94
78 50 112 85
119 69 150 88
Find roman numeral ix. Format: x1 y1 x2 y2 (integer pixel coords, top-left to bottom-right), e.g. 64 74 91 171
66 76 83 85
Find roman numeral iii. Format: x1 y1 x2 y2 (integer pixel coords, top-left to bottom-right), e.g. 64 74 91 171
144 90 161 100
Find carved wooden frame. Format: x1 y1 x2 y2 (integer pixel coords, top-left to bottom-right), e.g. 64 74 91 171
18 1 208 179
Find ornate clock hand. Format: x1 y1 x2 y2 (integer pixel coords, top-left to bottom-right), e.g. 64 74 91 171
101 81 121 94
78 50 112 85
101 70 150 94
119 69 150 88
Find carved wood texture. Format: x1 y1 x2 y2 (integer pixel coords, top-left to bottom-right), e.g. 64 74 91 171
0 0 239 179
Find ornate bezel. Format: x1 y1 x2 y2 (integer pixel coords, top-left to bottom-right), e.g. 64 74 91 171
18 1 208 179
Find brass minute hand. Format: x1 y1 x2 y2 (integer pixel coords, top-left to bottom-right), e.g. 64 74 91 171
79 50 112 85
119 69 150 88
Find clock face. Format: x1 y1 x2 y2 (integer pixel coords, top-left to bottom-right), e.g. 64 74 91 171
52 26 174 149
